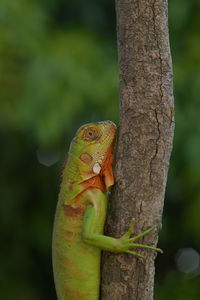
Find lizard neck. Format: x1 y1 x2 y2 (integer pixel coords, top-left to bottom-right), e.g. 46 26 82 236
59 152 106 205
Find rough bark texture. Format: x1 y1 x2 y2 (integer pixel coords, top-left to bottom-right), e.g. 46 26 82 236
101 0 174 299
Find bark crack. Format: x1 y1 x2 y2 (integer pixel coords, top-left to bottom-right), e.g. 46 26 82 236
149 109 161 186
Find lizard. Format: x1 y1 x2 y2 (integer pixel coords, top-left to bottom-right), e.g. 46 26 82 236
52 120 162 300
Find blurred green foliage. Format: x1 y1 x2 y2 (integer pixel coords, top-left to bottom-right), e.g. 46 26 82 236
1 0 200 299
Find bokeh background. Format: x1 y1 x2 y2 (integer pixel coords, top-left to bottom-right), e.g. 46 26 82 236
1 0 200 299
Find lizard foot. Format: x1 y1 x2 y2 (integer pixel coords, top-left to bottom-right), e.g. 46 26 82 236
119 219 163 256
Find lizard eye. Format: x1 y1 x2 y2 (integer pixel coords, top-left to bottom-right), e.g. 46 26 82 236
87 130 95 137
83 127 99 141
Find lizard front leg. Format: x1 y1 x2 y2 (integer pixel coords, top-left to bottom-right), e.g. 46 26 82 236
82 189 162 257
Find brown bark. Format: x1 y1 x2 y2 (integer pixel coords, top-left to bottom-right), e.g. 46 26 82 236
101 0 174 299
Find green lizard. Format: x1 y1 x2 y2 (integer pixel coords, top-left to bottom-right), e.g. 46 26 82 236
52 120 162 300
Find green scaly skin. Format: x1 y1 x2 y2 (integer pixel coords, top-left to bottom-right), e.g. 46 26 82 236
52 120 162 300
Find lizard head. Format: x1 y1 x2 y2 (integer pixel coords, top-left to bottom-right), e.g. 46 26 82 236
70 120 116 188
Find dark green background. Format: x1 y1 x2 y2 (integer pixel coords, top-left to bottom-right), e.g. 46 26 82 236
1 0 200 299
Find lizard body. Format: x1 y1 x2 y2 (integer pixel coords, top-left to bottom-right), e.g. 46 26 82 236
52 120 162 300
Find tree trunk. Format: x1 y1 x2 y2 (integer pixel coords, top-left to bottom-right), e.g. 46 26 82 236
101 0 174 299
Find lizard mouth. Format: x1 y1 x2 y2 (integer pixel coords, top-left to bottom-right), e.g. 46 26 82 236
95 121 116 166
101 121 116 147
96 122 116 175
